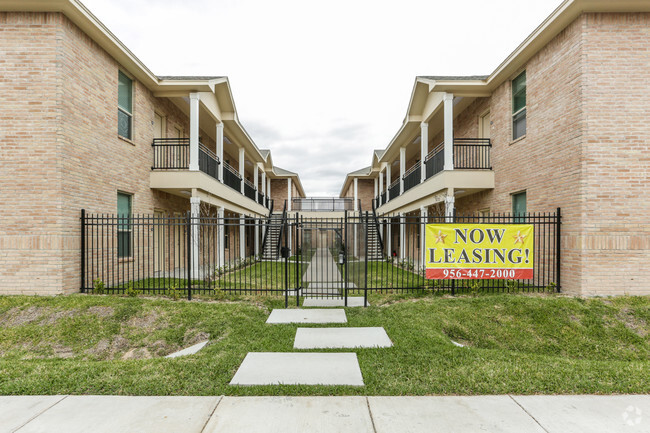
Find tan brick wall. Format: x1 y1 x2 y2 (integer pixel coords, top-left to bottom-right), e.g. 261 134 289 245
0 13 214 294
453 13 650 295
270 179 288 209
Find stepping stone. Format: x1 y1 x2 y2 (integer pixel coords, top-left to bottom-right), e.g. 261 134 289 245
230 352 364 386
165 340 209 358
0 396 67 433
266 309 346 324
303 297 369 307
294 327 392 349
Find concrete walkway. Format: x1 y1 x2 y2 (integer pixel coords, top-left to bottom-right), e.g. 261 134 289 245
3 395 648 433
302 248 353 297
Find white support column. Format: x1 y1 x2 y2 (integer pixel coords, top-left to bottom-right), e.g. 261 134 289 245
267 178 272 205
443 92 454 171
445 189 455 222
379 169 384 205
216 122 224 182
189 93 200 171
254 164 259 202
190 197 200 275
420 206 427 268
287 178 292 211
217 207 225 267
238 148 245 195
386 163 391 201
254 215 260 257
399 146 406 195
374 177 378 201
261 171 267 208
353 178 358 212
239 214 245 260
420 122 428 183
399 212 406 260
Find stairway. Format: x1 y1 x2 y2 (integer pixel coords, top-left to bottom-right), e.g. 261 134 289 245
261 212 284 260
365 219 384 261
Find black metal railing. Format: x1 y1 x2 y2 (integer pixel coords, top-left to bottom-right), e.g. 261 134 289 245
257 192 265 206
425 143 444 179
292 197 357 211
371 198 384 253
454 138 491 169
402 164 421 193
199 144 220 180
380 191 386 206
388 179 400 202
152 138 190 170
244 179 256 201
223 161 242 192
152 138 220 181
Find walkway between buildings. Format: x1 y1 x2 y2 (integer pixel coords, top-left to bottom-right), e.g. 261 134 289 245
4 394 647 432
302 247 351 297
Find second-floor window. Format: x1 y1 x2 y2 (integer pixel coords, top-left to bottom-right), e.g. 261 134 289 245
512 71 526 140
118 71 133 140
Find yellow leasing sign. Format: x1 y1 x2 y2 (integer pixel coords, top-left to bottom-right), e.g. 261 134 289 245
425 224 534 279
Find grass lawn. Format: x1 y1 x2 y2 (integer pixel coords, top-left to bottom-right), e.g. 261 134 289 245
0 293 648 396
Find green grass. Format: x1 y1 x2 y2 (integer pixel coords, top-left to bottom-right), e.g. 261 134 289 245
0 293 648 395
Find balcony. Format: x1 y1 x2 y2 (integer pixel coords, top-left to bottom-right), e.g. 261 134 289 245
293 197 358 212
375 138 493 212
151 138 271 212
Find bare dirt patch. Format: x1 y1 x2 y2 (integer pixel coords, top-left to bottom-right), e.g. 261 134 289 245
617 309 648 338
1 307 49 326
87 306 114 318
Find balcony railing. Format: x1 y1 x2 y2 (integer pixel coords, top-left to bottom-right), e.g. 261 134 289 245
257 191 265 206
402 164 421 193
388 179 400 202
152 138 220 181
425 143 445 179
380 191 386 206
244 178 256 201
223 161 242 192
453 138 491 169
292 197 358 211
152 138 190 170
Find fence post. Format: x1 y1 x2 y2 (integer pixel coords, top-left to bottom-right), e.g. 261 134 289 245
284 215 289 309
364 211 369 307
344 210 348 307
451 208 456 296
556 207 561 293
80 209 86 293
295 214 300 307
186 211 192 301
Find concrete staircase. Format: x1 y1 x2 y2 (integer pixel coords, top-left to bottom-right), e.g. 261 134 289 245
262 212 284 260
365 218 384 261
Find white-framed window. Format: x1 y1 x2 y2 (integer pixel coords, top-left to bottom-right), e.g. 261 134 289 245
512 71 526 140
118 71 133 139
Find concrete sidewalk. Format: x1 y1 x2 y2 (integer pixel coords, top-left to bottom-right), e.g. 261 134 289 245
2 395 648 433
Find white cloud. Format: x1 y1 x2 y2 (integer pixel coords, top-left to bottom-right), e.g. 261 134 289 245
83 0 561 196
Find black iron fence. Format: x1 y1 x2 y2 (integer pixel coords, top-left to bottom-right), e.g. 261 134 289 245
80 208 560 306
453 138 491 170
223 161 242 192
292 197 358 212
425 144 444 179
152 138 190 170
244 179 256 201
402 164 421 193
388 180 400 202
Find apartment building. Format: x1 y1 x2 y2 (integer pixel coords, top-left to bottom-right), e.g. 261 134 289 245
346 0 650 295
0 0 304 294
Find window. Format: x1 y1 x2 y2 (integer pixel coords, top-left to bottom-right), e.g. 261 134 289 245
117 192 132 258
512 71 526 140
512 191 527 223
118 71 133 139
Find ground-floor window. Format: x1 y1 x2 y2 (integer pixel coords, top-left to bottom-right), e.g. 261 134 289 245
512 191 527 222
117 192 132 258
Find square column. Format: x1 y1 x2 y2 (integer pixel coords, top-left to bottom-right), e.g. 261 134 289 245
399 213 405 260
189 93 200 171
287 178 292 211
239 148 245 194
267 178 271 203
444 92 454 171
386 164 391 200
190 197 200 276
399 146 406 195
254 164 259 202
387 218 392 258
254 217 260 257
353 178 358 212
217 207 225 267
239 215 246 260
216 122 224 182
445 189 455 222
420 206 427 268
261 171 267 207
378 169 384 205
420 122 428 182
374 177 378 201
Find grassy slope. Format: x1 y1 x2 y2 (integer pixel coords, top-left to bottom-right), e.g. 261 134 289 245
0 293 648 395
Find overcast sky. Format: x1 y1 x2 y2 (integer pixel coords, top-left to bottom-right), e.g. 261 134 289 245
83 0 561 196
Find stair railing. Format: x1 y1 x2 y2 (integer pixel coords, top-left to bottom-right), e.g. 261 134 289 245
371 198 384 253
276 200 288 257
261 199 274 254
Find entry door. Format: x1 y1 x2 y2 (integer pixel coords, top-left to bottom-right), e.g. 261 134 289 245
479 111 491 139
154 113 165 139
153 210 165 274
